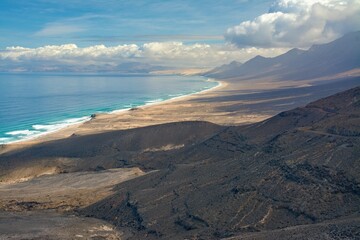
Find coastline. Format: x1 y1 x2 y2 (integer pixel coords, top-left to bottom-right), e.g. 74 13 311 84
5 71 351 154
0 77 221 146
138 78 226 109
4 71 357 154
1 78 236 153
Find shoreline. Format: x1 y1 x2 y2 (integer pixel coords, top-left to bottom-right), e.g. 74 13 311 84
4 72 351 153
135 78 226 109
110 78 225 112
1 78 227 150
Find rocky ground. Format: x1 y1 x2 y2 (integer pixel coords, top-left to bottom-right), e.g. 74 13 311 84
0 210 122 239
0 86 359 239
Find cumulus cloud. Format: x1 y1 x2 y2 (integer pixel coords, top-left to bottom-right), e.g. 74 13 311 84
225 0 360 48
0 43 288 72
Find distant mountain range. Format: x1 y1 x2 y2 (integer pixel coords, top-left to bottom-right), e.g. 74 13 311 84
1 31 360 240
206 31 360 80
3 61 167 74
113 62 167 73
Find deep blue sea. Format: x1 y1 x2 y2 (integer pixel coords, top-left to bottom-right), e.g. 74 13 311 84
0 73 218 144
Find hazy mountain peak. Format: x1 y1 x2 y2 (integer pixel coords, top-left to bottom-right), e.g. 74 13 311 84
206 31 360 80
286 48 305 55
342 30 360 40
229 60 242 66
252 55 268 60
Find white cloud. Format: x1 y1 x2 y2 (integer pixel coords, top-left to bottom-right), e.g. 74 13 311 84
34 23 85 37
33 14 108 37
225 0 360 47
0 43 288 72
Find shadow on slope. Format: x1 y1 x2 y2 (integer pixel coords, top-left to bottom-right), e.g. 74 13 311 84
80 86 360 239
1 87 359 239
0 121 223 182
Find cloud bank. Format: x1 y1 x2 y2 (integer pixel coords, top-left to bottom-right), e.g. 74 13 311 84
0 43 287 72
225 0 360 47
2 0 358 72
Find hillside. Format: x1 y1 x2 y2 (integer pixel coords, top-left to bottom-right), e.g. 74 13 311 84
80 86 360 239
1 86 359 239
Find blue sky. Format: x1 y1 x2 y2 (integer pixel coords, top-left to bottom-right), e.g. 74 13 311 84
0 0 272 48
1 0 359 71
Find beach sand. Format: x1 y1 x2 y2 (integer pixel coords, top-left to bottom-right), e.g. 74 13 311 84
0 79 262 153
2 73 359 154
0 73 359 239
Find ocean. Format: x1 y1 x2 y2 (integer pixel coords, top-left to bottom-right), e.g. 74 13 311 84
0 73 218 144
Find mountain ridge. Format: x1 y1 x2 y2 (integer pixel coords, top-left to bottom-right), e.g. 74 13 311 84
80 86 360 239
1 85 359 239
205 31 360 81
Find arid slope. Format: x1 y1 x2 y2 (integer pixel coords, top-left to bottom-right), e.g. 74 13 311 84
0 87 359 239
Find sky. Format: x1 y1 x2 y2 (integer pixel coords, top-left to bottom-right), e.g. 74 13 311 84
0 0 359 71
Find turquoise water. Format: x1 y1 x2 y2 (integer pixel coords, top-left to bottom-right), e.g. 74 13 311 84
0 73 218 144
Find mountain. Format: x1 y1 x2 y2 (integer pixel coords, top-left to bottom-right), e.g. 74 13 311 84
0 61 167 73
114 62 167 73
80 62 167 73
206 31 360 80
205 61 242 76
81 86 360 239
1 86 359 239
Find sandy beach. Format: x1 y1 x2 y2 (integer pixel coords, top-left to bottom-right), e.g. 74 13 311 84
0 78 262 153
1 1 359 238
2 72 360 155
